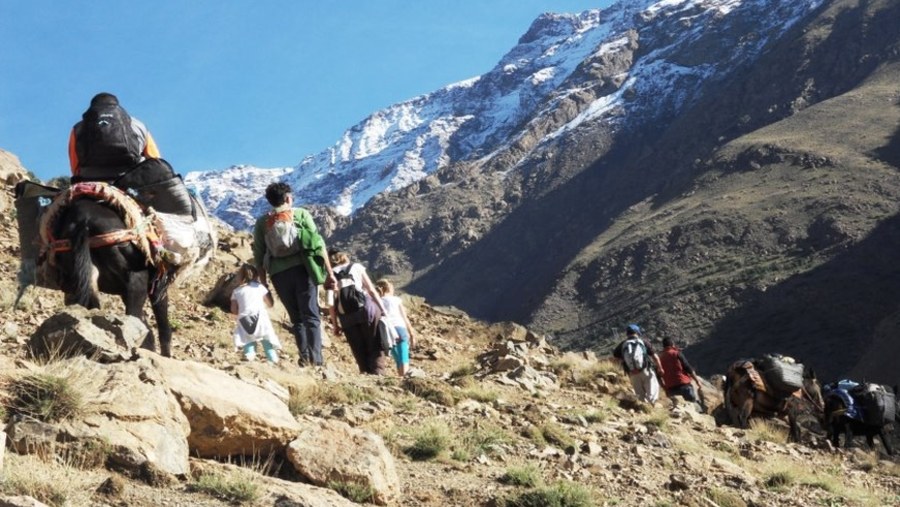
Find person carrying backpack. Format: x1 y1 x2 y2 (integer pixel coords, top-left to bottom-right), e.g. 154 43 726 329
658 337 703 406
328 250 387 375
252 182 337 367
613 324 664 405
68 92 161 181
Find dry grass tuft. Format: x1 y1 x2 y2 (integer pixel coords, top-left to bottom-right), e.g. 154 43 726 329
747 419 788 444
0 452 104 506
287 381 375 415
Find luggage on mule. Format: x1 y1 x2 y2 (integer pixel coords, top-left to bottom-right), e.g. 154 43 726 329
756 354 805 396
851 383 896 426
115 158 193 217
114 159 217 279
14 181 61 290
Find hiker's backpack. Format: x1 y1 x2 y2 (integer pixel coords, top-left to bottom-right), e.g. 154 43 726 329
335 266 367 315
264 210 302 258
622 338 647 373
76 102 142 168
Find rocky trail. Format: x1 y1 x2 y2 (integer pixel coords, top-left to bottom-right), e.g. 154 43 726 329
0 165 899 506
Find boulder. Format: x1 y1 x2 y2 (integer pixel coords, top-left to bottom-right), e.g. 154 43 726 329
287 416 400 506
6 357 190 477
145 353 300 457
27 308 145 363
192 459 357 507
0 148 29 213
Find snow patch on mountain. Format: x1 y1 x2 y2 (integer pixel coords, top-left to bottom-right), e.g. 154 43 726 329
189 0 824 230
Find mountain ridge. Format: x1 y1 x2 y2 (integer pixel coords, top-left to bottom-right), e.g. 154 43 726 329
167 0 899 387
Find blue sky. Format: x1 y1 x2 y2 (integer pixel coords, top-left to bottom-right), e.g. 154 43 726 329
1 1 612 181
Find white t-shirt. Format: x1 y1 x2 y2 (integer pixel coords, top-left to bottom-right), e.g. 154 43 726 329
230 282 281 348
381 294 406 329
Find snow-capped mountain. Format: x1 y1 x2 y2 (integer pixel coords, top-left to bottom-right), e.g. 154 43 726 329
188 0 824 230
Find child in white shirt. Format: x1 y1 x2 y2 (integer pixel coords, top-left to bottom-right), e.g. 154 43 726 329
374 278 415 376
231 263 282 364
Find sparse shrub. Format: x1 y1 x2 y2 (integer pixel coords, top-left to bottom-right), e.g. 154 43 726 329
190 472 259 503
403 377 457 406
747 419 788 444
643 410 669 431
5 373 83 422
404 422 450 460
764 470 795 491
456 424 511 459
288 382 375 415
451 448 471 462
329 480 375 503
168 316 184 331
462 385 499 403
499 464 542 487
705 488 746 507
572 360 621 386
539 422 575 449
581 409 607 424
450 363 477 378
503 481 595 507
0 453 96 507
523 424 545 445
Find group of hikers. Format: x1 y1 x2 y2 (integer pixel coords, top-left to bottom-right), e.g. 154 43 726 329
611 324 897 454
61 92 416 376
612 324 704 409
238 180 416 376
26 93 898 443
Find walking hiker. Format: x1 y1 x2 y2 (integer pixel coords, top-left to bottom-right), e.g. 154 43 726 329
253 182 337 367
613 324 664 405
230 263 282 364
658 337 704 407
374 278 416 376
328 250 387 375
68 92 161 181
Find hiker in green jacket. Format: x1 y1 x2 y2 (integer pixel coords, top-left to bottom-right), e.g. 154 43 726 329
253 182 337 367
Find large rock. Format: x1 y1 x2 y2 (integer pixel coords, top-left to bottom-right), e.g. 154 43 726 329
6 357 190 477
192 459 357 507
286 416 400 506
0 148 29 213
145 353 301 457
28 308 145 363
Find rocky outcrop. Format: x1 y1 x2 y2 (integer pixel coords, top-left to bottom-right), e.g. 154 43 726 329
144 352 301 458
287 416 400 506
0 148 29 213
27 308 145 363
5 357 191 477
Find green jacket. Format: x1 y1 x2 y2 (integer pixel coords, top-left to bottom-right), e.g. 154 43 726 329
252 206 326 282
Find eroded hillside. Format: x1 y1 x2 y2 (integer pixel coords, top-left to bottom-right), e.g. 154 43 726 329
1 154 899 507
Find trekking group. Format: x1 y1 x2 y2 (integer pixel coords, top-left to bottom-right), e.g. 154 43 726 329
19 93 898 447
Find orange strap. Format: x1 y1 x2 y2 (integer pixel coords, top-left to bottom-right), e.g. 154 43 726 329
46 229 142 254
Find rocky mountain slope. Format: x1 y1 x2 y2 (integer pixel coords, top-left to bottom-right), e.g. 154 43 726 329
332 0 900 388
2 155 900 506
183 0 900 387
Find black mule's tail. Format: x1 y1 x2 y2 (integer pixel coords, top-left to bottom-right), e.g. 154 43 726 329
71 219 98 308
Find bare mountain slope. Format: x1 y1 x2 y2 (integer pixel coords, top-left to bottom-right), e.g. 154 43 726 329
334 0 900 384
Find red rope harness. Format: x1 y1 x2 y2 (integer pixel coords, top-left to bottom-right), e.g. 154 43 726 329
39 181 159 264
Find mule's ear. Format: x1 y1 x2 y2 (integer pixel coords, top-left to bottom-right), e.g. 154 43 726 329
806 368 817 380
894 384 898 395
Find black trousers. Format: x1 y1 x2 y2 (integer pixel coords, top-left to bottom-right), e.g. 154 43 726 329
270 264 323 365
